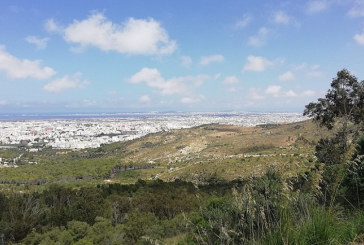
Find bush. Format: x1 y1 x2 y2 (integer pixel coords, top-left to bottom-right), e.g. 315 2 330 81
341 135 364 208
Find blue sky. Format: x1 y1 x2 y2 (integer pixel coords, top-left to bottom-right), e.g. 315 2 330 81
0 0 363 113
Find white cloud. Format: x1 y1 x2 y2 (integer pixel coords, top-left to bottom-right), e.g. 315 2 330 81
265 85 282 95
243 55 274 72
44 72 89 92
223 76 239 84
278 71 295 81
273 11 290 24
0 46 55 79
248 27 270 47
235 14 252 28
249 86 315 102
307 0 329 13
129 68 208 97
181 56 192 67
354 28 364 45
285 90 298 97
139 95 151 103
265 85 300 98
129 68 187 95
200 54 224 66
25 36 49 50
348 0 364 17
45 19 62 33
56 13 176 55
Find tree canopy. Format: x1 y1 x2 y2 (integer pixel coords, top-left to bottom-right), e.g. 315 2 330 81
304 69 364 130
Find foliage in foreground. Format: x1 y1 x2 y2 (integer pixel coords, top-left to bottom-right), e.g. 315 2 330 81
1 150 364 245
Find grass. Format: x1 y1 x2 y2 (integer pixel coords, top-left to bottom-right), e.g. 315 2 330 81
259 207 364 245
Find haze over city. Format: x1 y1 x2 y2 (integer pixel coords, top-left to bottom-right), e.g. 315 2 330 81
0 0 364 113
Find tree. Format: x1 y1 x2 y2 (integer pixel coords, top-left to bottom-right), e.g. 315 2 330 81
304 69 364 132
304 69 364 164
303 69 364 206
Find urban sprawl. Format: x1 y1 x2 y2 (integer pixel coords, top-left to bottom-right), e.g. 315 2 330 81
0 113 307 150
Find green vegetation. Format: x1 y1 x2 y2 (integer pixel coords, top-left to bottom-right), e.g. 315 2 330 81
0 69 363 244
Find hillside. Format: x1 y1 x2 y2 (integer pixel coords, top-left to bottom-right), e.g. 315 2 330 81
0 119 328 188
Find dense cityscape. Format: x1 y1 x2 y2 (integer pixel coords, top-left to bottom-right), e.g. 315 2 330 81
0 113 306 149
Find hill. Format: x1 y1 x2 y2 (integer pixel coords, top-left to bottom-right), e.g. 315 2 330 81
0 119 328 189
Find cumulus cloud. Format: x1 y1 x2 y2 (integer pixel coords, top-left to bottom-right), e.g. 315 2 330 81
25 36 49 50
0 46 55 79
49 13 176 55
307 0 329 13
223 76 239 84
200 54 224 66
354 28 364 45
235 14 252 28
129 68 208 103
181 56 192 67
243 55 274 72
278 71 295 81
43 72 89 92
273 11 290 24
265 85 301 98
248 27 270 47
129 68 187 95
249 86 315 102
264 85 315 98
139 95 151 103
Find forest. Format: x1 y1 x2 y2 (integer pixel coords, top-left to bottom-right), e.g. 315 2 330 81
0 69 364 244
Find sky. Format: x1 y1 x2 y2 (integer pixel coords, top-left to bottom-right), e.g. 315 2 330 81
0 0 363 113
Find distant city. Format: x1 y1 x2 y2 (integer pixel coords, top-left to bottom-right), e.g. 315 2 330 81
0 112 307 149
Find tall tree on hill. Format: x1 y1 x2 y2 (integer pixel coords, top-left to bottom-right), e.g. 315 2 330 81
304 69 364 134
303 69 364 206
304 69 364 163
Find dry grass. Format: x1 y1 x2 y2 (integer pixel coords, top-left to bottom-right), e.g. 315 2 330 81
108 119 329 183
